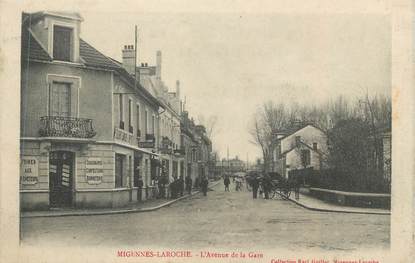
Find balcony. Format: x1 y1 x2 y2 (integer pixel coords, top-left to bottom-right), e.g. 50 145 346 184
39 116 96 138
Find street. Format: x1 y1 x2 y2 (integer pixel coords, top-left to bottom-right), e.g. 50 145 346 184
21 181 390 251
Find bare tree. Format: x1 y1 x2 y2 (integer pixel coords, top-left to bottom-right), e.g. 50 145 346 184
249 101 290 173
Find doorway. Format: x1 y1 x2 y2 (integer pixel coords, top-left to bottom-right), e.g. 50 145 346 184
49 151 74 207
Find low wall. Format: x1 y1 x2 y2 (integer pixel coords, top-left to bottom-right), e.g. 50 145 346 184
20 191 49 210
308 187 391 209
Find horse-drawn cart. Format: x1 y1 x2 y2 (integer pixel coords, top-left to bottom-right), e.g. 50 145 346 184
268 173 298 199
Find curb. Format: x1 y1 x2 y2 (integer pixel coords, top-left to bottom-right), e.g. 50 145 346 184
275 192 391 215
21 181 221 218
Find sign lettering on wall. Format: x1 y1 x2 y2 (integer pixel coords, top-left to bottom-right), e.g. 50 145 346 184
20 157 38 185
114 128 137 146
86 158 103 185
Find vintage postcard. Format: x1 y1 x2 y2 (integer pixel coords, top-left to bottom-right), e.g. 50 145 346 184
0 0 414 262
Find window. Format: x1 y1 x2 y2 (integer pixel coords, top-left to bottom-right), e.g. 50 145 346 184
128 99 133 133
50 82 71 117
115 154 125 188
152 115 155 134
313 143 318 150
119 94 124 129
53 25 72 61
301 150 311 167
144 110 148 134
136 105 140 136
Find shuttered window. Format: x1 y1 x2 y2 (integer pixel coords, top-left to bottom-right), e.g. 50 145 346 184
50 82 71 117
53 26 72 61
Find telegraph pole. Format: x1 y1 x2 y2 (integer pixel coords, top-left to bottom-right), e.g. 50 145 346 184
227 146 230 173
134 25 139 85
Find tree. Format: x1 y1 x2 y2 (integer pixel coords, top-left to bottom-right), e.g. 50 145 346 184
249 101 290 173
327 119 372 191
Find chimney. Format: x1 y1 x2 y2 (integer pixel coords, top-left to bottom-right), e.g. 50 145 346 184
295 136 301 146
156 50 162 79
122 45 136 75
176 80 180 98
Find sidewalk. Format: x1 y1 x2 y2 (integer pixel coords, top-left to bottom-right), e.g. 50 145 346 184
21 181 221 218
277 191 390 215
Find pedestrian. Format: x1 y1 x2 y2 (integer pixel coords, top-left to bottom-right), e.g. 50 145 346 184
178 176 184 196
201 176 209 196
137 176 144 201
224 175 230 192
262 174 272 199
185 175 192 195
294 176 300 200
251 175 260 199
158 176 165 199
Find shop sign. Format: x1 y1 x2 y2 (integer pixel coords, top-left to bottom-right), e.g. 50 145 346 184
20 156 38 185
86 158 103 184
138 141 155 148
114 127 137 146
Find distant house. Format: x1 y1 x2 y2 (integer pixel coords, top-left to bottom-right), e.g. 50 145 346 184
367 126 391 185
216 156 246 174
272 124 328 178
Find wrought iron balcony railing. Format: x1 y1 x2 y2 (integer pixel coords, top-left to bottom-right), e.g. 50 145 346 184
39 116 96 138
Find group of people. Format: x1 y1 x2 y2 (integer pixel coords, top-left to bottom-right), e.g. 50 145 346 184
156 175 210 199
222 173 274 199
246 173 273 199
222 174 245 192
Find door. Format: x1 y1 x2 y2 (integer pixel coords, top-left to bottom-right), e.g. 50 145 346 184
115 154 124 188
50 82 71 117
49 151 74 207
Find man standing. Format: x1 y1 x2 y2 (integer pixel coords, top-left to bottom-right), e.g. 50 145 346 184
224 175 230 192
178 176 184 197
262 174 272 199
251 175 260 199
201 176 209 196
137 176 144 201
185 175 192 195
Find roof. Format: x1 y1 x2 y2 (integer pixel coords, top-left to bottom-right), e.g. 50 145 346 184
281 140 325 157
79 39 120 69
279 123 325 141
21 28 52 62
21 28 120 70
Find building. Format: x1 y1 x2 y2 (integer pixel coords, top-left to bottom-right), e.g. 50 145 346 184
20 11 163 210
135 51 185 190
194 125 212 182
180 111 199 184
215 156 246 174
272 124 328 178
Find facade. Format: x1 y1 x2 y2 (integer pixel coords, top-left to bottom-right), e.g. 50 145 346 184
180 111 199 184
137 52 185 186
194 125 212 182
20 11 162 210
272 124 328 178
20 11 215 210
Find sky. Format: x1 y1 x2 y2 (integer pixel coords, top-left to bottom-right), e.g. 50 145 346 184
23 4 392 161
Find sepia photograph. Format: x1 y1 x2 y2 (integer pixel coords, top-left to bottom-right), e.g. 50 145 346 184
0 0 414 262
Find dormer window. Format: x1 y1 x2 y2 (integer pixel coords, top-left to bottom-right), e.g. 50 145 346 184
53 25 72 61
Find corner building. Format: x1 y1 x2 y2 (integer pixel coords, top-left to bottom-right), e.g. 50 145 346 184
20 11 162 210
